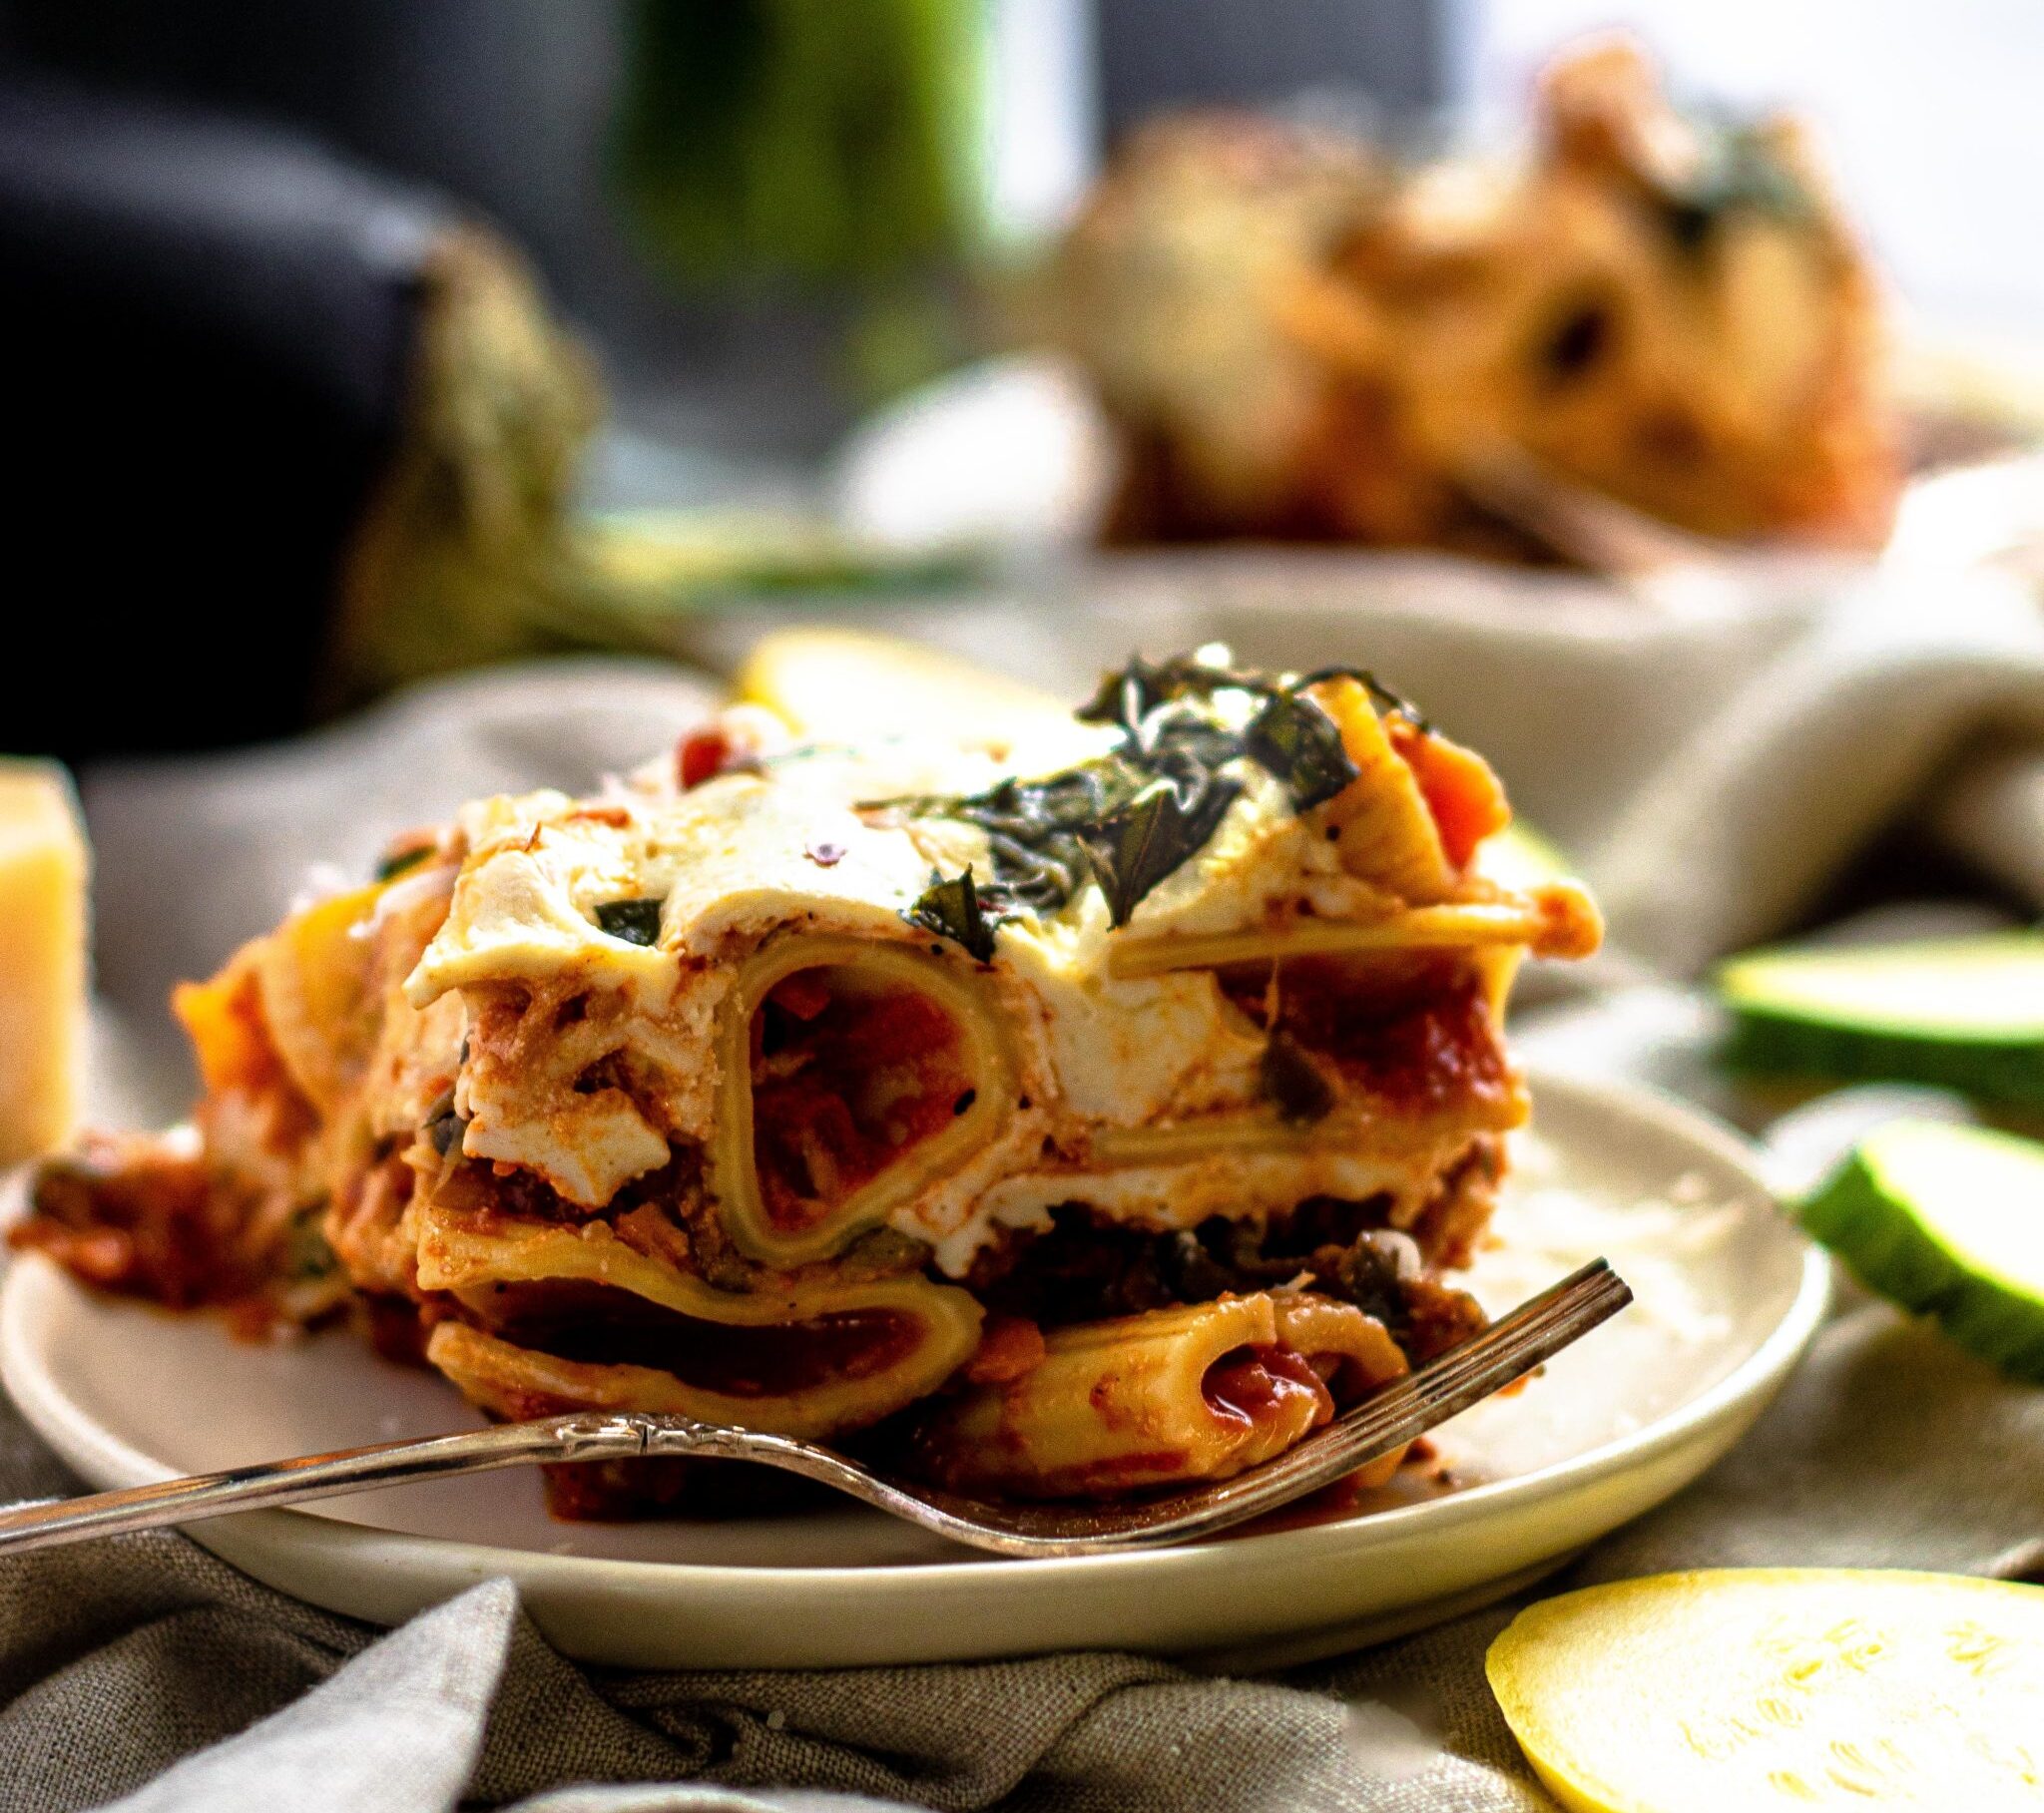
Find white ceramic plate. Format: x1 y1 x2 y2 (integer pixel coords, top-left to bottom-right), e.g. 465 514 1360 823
0 1069 1825 1669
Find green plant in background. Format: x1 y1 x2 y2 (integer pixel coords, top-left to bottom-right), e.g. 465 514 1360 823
326 0 1006 705
612 0 989 401
615 0 985 282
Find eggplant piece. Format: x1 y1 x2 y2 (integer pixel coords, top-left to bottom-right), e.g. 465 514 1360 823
0 77 598 759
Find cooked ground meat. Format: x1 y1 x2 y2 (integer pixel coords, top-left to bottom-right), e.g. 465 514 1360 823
965 1190 1485 1362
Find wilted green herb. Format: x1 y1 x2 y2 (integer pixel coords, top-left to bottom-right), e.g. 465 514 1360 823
1292 664 1428 730
869 655 1427 933
374 845 433 883
1654 123 1810 255
594 897 665 946
282 1206 340 1282
905 867 997 962
922 767 1117 919
1079 654 1422 738
423 1090 469 1156
873 716 1239 933
1245 689 1358 812
1080 773 1242 928
1262 1031 1334 1123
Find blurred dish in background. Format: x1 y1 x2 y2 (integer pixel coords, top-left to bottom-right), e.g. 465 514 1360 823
1041 36 1900 563
18 26 2034 765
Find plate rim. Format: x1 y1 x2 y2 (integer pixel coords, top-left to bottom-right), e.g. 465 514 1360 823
0 1066 1829 1603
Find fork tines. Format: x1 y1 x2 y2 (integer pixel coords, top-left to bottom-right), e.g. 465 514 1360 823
1306 1258 1633 1477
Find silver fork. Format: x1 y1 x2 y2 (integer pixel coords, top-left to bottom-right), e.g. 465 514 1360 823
0 1261 1629 1560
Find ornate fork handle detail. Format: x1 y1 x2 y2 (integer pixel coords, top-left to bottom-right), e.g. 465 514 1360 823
0 1413 664 1556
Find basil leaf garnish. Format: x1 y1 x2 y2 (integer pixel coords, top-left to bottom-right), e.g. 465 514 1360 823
905 867 997 963
1292 664 1429 731
1080 773 1242 929
423 1090 469 1156
869 655 1428 933
1080 654 1424 737
283 1206 340 1281
1075 655 1213 733
1245 689 1359 811
594 897 664 947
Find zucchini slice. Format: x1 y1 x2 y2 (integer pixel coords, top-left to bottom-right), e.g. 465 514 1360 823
1717 933 2044 1106
1801 1119 2044 1381
1487 1569 2044 1813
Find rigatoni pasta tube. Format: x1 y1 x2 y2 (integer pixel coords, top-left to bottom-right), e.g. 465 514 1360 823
913 1291 1407 1499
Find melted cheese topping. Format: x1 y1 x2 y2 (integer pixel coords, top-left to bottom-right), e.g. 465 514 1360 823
401 688 1581 1271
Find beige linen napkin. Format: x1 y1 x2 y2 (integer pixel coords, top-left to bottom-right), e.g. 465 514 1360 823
1588 560 2044 973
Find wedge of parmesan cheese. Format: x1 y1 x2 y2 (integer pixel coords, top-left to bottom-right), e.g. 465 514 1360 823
0 761 88 1168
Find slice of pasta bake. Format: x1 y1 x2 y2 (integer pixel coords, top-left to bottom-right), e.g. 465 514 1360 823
1056 36 1897 556
18 650 1599 1515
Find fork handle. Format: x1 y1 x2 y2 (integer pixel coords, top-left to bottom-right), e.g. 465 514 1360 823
0 1413 653 1557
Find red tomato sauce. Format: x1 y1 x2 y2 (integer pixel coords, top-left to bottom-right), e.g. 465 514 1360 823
1224 954 1510 1115
1201 1342 1334 1430
750 970 973 1232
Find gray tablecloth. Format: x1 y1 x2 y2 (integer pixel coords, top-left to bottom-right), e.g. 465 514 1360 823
4 1281 2040 1813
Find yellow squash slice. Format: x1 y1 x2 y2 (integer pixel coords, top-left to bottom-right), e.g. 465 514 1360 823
736 627 1074 756
1487 1569 2044 1811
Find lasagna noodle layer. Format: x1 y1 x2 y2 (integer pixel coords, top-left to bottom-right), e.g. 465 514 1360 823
1105 893 1599 979
709 932 1019 1266
448 923 1529 1282
422 1319 955 1441
417 1207 983 1437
